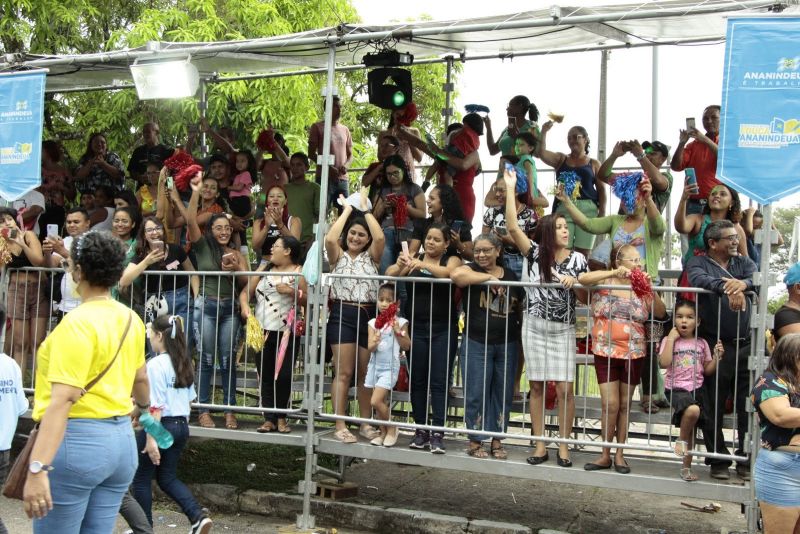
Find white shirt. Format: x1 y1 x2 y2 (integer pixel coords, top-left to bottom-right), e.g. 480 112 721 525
0 189 45 236
0 353 29 450
57 236 82 313
147 353 196 418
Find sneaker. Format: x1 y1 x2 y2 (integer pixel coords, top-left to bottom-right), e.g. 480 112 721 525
409 429 430 449
190 516 213 534
735 463 751 481
710 464 730 480
429 432 446 454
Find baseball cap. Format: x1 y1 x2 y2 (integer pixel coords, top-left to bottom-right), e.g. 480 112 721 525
642 140 669 158
785 262 800 286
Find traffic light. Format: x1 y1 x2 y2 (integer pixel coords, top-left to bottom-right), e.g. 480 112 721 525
367 68 412 110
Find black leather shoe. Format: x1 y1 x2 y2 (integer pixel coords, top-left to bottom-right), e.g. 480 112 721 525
556 455 573 468
614 462 631 474
526 452 549 465
583 461 612 471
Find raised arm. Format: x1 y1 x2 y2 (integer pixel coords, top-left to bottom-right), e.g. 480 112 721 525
673 183 701 235
502 168 533 257
536 120 565 169
324 200 353 267
597 141 626 186
670 129 690 172
629 141 670 194
185 174 204 243
554 184 591 230
483 116 500 155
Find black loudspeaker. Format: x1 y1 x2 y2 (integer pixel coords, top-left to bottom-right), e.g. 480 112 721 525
367 68 412 110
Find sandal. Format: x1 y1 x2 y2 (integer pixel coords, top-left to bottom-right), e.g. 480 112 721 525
257 421 276 433
277 418 291 433
490 444 508 460
224 413 238 429
359 425 380 440
198 413 215 428
640 400 659 414
674 440 688 457
680 467 698 482
466 443 489 458
333 428 357 443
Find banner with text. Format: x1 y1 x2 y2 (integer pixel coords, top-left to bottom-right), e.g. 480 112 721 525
718 17 800 205
0 71 45 201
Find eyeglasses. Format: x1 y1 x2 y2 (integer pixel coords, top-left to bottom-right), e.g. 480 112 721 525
144 227 163 234
385 170 402 178
474 247 497 255
716 234 740 242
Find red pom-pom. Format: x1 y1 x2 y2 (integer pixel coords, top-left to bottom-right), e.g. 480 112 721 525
395 102 418 127
164 150 196 175
374 302 399 330
385 193 408 228
629 268 653 300
256 128 277 152
175 164 203 192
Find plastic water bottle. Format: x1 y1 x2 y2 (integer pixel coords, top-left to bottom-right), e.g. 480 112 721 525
139 412 174 449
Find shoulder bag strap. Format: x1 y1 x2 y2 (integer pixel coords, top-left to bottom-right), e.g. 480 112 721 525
80 312 134 397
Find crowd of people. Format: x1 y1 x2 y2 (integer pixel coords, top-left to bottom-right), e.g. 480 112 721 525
0 94 798 533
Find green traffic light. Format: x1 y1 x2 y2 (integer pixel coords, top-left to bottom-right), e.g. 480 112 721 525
392 90 406 107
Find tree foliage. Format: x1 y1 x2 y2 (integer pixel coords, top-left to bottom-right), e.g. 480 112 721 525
3 0 457 177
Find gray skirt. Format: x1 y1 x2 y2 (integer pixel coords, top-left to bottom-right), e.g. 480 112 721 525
521 315 576 382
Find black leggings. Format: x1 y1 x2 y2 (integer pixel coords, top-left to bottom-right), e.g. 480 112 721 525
255 329 297 422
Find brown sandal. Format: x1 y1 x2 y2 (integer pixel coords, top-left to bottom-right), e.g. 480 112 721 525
466 443 489 458
277 418 291 433
198 413 215 428
490 444 508 460
257 421 276 433
225 413 238 429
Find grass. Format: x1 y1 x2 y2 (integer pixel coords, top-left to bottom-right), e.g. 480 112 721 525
177 439 339 493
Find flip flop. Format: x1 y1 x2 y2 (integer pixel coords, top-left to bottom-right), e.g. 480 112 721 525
334 428 357 443
640 400 660 414
681 467 698 482
466 443 489 458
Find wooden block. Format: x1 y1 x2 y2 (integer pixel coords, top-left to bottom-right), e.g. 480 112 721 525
315 479 359 500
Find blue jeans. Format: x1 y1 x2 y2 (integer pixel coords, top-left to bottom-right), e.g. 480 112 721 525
409 322 458 427
328 179 349 214
195 296 239 411
502 253 523 279
463 337 518 442
132 417 203 525
379 226 408 305
33 417 137 534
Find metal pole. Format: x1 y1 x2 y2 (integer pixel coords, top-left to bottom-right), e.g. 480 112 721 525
652 46 672 270
597 50 609 162
748 202 773 533
442 56 455 144
198 80 208 157
297 41 338 532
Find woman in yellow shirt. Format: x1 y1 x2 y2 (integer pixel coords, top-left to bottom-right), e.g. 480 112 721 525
22 231 150 533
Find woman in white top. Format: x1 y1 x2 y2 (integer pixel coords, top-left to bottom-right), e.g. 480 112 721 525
240 236 307 433
131 314 212 532
324 191 385 443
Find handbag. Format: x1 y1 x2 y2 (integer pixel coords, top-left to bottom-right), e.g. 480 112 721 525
2 313 133 500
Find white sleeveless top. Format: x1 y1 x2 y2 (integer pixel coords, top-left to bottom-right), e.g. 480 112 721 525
254 270 298 332
329 251 378 303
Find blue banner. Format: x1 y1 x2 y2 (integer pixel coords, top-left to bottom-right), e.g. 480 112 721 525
0 71 46 200
718 17 800 205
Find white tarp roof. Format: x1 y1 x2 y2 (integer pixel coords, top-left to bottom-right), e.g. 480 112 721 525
4 0 797 92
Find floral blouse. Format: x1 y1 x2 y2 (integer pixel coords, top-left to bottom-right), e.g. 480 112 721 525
591 289 650 359
751 371 800 450
329 251 378 303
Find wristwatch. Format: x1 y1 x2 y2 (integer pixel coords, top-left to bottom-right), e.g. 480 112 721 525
29 461 54 474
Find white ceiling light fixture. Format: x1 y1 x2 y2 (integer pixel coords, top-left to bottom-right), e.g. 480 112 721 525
130 57 200 100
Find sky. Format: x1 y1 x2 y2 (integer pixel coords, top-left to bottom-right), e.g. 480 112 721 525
349 0 800 239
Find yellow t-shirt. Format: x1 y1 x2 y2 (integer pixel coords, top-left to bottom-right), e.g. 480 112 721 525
33 300 146 421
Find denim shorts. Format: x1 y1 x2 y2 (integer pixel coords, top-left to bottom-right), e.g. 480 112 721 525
754 448 800 507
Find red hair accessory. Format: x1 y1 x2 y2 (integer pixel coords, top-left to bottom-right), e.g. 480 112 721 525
385 193 408 228
395 102 418 127
256 128 277 152
164 150 202 192
374 302 399 330
630 268 653 300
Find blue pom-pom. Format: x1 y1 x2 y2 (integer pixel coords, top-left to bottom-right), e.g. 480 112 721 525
513 163 529 194
557 170 580 199
612 172 645 213
465 104 490 114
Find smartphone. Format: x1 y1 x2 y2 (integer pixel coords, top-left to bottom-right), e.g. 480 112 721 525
1 228 17 239
166 176 174 190
151 240 165 252
686 117 696 130
46 224 59 238
507 116 516 130
451 220 464 233
400 241 409 257
685 168 699 194
222 252 235 263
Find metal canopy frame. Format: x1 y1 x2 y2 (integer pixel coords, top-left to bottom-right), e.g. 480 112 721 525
4 2 793 531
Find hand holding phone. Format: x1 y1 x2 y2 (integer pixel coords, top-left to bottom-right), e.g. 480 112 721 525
46 224 59 238
451 220 464 233
685 168 699 195
686 117 696 131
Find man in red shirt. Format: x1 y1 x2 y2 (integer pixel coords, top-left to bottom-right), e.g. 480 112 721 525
671 105 721 215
